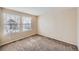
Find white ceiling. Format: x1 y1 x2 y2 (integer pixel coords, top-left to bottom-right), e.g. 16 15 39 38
5 7 74 16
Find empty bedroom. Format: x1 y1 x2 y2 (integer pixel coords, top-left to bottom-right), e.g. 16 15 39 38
0 7 79 51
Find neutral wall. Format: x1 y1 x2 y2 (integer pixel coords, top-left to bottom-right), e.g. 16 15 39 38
0 8 1 41
38 8 77 45
77 8 79 49
0 8 37 46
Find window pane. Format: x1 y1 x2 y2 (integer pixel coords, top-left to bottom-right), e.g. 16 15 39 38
4 13 20 34
22 16 32 31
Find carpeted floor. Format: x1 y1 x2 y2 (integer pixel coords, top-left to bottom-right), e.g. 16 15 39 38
0 35 78 51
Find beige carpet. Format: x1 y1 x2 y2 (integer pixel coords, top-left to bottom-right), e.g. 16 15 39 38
0 35 78 51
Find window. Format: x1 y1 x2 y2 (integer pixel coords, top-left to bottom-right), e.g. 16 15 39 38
4 13 20 34
22 16 32 31
3 13 32 35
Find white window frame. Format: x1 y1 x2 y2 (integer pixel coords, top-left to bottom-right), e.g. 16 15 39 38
22 16 32 31
4 13 20 35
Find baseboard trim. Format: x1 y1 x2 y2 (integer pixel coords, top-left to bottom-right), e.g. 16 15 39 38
37 34 78 51
0 34 38 47
0 34 78 51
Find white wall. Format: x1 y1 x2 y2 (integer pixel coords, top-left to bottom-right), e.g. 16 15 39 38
38 8 77 45
0 8 1 38
77 8 79 49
